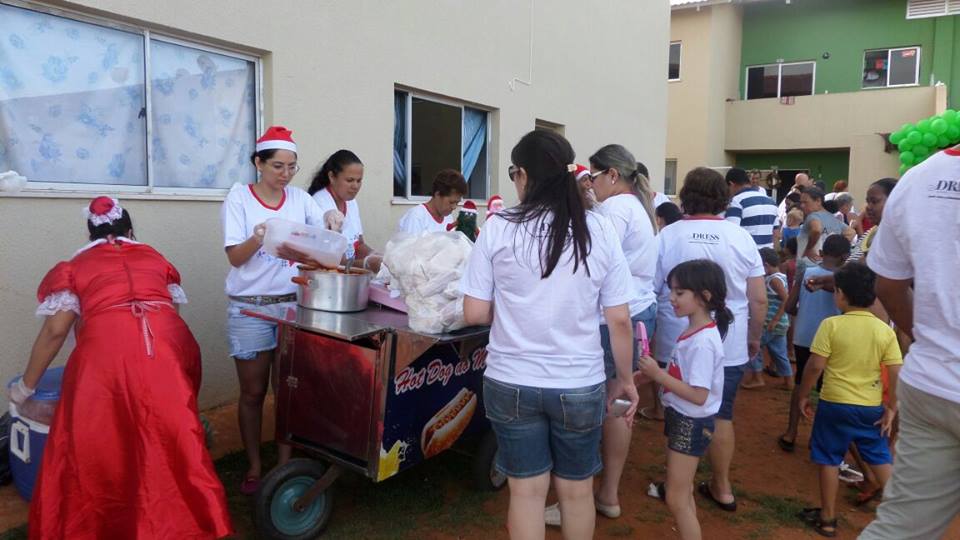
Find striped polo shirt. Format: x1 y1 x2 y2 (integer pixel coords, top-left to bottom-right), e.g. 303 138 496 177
725 186 778 248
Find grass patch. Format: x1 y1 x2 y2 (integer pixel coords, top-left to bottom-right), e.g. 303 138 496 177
216 443 499 539
0 527 26 540
738 492 808 529
605 523 635 537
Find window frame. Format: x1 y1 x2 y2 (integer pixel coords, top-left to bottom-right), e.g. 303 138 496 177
668 41 682 82
743 61 816 100
0 0 263 197
663 159 678 196
393 89 491 203
861 46 921 89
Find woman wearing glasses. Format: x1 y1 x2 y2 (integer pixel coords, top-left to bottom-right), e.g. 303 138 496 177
221 126 326 495
463 130 638 540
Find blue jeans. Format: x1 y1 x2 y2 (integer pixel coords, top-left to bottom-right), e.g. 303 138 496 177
226 300 278 360
601 302 657 379
482 377 606 480
747 330 792 377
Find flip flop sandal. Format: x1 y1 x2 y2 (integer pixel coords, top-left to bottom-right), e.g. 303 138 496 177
638 407 664 421
812 517 838 537
797 507 822 524
855 488 882 506
697 481 737 512
763 367 780 377
240 475 261 496
778 436 796 453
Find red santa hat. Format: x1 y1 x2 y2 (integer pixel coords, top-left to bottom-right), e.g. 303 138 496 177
460 200 478 215
255 126 297 153
83 196 123 226
573 164 590 181
485 195 503 219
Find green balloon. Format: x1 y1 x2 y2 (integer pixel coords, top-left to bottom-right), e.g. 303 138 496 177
907 131 923 145
897 139 913 152
901 123 915 132
889 131 904 145
947 125 960 142
938 135 951 147
943 109 959 123
932 119 949 135
918 119 933 132
899 164 909 175
900 151 915 165
922 132 938 146
913 145 930 158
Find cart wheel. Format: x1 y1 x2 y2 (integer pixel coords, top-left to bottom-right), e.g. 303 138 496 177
255 458 334 540
473 430 507 491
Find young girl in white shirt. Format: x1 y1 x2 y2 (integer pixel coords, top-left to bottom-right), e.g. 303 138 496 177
639 259 730 540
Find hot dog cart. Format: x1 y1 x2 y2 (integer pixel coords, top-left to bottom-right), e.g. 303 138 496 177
242 303 503 539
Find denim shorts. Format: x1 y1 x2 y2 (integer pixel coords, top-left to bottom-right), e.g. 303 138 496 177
748 331 792 377
483 377 606 480
811 400 891 467
664 407 715 457
601 303 657 380
717 365 745 421
226 300 278 360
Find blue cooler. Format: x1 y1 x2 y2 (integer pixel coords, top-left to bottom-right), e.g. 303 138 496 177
8 367 65 501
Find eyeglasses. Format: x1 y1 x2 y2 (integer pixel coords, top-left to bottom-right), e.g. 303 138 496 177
267 161 301 175
588 169 607 182
508 165 519 182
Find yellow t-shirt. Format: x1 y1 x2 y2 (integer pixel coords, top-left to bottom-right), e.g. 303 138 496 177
810 310 903 406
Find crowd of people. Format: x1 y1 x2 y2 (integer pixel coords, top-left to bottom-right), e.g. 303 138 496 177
7 124 959 540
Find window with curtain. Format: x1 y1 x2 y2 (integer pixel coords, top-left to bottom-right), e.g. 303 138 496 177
393 89 489 200
862 47 920 88
0 3 258 191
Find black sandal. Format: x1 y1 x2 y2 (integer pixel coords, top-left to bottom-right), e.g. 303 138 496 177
697 481 737 512
797 507 822 523
812 517 838 537
778 436 796 453
797 508 837 537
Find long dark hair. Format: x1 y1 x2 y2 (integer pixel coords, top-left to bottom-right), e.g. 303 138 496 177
88 209 134 241
308 150 363 195
589 145 657 231
500 130 591 278
667 259 734 339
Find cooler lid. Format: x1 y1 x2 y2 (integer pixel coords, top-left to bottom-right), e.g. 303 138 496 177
7 366 65 402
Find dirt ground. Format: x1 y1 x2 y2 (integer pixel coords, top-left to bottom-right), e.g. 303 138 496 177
3 378 960 539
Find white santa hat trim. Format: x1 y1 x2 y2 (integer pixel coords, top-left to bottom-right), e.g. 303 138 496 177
255 126 298 154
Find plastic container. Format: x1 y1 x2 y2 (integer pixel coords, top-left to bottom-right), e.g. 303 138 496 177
262 218 348 269
8 366 65 501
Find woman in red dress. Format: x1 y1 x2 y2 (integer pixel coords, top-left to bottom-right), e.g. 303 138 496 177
9 197 233 540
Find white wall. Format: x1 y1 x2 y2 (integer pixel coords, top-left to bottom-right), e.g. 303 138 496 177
0 0 669 408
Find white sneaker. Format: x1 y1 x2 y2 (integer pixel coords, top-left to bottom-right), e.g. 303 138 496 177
544 503 561 527
544 499 622 527
839 461 865 484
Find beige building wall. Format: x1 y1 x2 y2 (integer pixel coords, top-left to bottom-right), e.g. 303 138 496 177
667 4 741 191
0 0 669 408
725 86 940 202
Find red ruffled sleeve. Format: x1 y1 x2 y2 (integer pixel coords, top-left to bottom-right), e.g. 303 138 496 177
165 261 182 286
37 261 75 302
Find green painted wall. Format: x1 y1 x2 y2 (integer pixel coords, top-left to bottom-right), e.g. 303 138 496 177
740 0 960 107
735 151 851 188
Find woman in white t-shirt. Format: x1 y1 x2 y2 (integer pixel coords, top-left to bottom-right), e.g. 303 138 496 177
652 167 767 513
397 169 467 234
540 144 656 525
221 126 326 495
308 150 377 267
462 130 639 540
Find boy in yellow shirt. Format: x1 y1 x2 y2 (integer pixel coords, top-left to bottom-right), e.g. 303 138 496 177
796 262 902 537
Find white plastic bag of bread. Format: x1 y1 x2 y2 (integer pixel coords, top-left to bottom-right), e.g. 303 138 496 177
382 230 473 334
